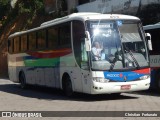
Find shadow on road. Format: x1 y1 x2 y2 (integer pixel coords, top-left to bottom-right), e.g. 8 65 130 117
131 89 160 97
0 81 139 102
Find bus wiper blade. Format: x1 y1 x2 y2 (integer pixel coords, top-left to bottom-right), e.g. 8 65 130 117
109 56 117 71
126 50 140 69
109 62 115 71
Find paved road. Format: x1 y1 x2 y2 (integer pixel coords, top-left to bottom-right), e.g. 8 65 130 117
0 79 160 120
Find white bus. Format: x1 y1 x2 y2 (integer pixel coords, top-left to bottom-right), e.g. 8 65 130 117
143 23 160 91
8 13 151 96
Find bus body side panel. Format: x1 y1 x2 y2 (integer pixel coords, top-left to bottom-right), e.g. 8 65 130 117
8 53 24 83
150 55 160 89
59 53 83 92
8 47 86 91
22 51 62 88
44 68 56 87
150 69 156 89
8 65 17 83
81 69 92 94
144 26 160 90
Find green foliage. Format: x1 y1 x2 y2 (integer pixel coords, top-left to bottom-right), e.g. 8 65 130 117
18 2 31 13
0 0 45 33
0 0 10 19
0 0 10 5
16 0 44 14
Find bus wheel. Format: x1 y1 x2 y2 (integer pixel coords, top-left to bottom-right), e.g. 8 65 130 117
155 72 160 92
19 72 27 89
63 75 73 97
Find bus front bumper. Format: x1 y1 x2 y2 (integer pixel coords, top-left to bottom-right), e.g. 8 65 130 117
90 79 150 94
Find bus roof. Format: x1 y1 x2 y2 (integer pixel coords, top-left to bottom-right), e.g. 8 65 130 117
9 12 140 38
143 22 160 30
41 12 140 26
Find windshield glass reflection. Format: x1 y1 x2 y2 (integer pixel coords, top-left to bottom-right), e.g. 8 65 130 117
88 20 149 71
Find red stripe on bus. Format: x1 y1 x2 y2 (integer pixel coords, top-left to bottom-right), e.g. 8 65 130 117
134 68 150 74
27 48 72 58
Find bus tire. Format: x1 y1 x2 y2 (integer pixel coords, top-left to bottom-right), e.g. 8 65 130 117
62 74 74 97
155 72 160 92
19 72 27 89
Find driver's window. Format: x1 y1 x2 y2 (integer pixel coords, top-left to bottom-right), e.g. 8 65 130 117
72 20 89 69
81 41 88 62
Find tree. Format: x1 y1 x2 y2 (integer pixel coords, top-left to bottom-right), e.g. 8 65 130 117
137 4 160 25
0 0 10 19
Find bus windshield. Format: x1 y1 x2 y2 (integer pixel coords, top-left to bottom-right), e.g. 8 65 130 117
88 20 149 71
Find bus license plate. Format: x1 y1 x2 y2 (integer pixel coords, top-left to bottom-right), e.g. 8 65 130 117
121 85 131 90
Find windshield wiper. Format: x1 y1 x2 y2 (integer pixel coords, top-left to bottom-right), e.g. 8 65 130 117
109 49 141 71
125 50 140 69
109 58 116 72
109 54 119 71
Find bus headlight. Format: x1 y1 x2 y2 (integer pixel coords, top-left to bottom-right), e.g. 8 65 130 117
139 75 150 80
93 77 110 83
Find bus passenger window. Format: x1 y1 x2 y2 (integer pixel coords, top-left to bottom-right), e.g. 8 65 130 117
8 39 13 53
37 30 46 49
21 35 28 52
59 23 71 47
29 33 36 50
48 28 58 49
14 37 20 53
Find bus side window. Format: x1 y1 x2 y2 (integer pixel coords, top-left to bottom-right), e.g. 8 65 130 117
14 37 20 53
37 30 46 49
72 20 88 69
48 27 58 49
147 29 160 54
8 39 13 53
59 22 71 47
29 32 37 50
21 35 28 52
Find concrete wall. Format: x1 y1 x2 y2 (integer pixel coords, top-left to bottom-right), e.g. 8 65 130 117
77 0 160 15
66 0 78 13
44 0 80 14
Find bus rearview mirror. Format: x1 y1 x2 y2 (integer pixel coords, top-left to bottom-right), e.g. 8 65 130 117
145 33 152 50
85 31 91 51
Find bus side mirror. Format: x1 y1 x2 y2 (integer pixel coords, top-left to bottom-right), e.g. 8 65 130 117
145 33 152 50
85 31 91 51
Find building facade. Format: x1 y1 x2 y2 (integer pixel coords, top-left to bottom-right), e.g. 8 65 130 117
44 0 94 14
